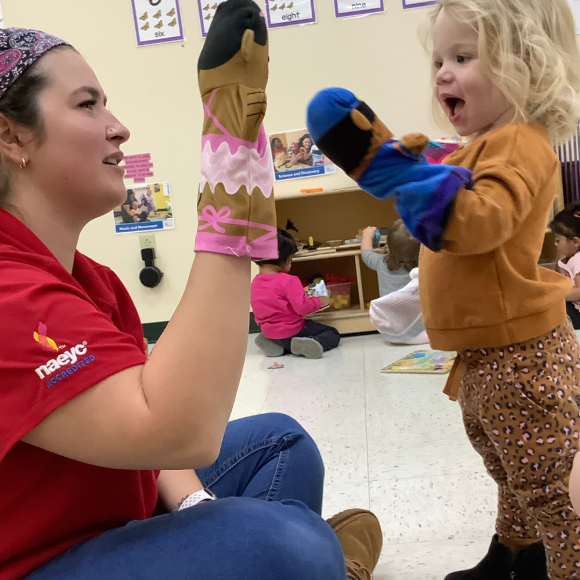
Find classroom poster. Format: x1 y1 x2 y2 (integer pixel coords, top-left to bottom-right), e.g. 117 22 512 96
334 0 384 18
265 0 316 29
114 182 175 234
402 0 436 9
197 0 228 37
569 0 580 34
130 0 185 46
269 128 336 181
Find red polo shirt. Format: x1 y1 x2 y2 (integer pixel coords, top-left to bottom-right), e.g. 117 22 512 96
0 209 157 580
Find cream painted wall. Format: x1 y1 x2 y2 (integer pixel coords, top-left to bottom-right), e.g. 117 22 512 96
5 1 578 322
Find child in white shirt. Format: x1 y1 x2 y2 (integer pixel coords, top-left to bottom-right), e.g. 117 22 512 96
361 220 414 297
551 203 580 329
362 220 428 344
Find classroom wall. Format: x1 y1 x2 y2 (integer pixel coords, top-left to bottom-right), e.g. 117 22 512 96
5 1 579 323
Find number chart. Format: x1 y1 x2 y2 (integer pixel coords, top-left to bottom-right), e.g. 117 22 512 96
131 0 184 46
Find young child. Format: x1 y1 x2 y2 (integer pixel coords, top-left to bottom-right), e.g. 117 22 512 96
251 228 340 359
551 203 580 330
362 221 428 344
361 220 416 297
307 0 580 577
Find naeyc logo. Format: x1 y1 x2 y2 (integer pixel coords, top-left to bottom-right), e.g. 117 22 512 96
33 323 96 388
33 322 59 352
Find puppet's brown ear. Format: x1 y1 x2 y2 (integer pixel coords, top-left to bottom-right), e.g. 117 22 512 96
241 29 255 63
350 109 372 131
400 133 429 155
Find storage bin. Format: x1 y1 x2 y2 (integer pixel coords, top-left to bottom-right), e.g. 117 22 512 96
326 281 352 311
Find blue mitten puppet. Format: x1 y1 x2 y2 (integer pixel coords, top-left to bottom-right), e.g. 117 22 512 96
307 88 473 251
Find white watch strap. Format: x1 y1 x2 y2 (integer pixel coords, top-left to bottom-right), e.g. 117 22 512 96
178 489 217 511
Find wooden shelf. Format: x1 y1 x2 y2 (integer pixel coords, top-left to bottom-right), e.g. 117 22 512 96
273 187 398 335
293 247 384 263
294 249 362 262
309 305 375 334
309 306 368 321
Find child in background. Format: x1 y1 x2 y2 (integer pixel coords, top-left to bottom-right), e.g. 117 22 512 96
252 228 340 359
362 221 427 344
140 187 158 217
551 203 580 330
361 220 416 298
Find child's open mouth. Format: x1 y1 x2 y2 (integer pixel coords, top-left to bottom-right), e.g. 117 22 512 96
444 97 465 121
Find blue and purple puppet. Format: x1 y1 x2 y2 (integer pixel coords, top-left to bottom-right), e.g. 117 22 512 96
306 88 473 251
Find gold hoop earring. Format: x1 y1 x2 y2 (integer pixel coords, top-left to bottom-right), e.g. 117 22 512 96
19 158 28 169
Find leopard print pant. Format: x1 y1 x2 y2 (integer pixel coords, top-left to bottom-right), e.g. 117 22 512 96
458 320 580 579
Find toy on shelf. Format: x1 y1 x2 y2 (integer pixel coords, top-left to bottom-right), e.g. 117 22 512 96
326 273 353 311
306 280 328 297
305 236 322 251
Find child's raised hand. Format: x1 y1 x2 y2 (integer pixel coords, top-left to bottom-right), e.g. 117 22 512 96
363 226 377 239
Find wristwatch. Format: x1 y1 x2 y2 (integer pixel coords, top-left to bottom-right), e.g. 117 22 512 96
177 488 217 511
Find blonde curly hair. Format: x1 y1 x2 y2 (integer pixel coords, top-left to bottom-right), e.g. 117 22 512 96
423 0 580 143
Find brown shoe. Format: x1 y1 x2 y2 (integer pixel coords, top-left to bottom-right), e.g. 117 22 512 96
326 509 383 580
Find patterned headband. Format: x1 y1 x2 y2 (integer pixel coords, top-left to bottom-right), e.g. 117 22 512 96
0 28 69 100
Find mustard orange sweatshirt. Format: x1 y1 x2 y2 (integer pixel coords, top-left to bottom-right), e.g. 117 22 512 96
420 122 571 351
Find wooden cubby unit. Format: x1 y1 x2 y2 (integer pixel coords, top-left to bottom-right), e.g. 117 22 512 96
275 187 399 334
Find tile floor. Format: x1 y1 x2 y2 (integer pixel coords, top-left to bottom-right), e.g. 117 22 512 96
232 334 497 580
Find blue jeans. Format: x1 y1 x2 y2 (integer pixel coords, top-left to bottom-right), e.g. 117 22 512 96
26 413 347 580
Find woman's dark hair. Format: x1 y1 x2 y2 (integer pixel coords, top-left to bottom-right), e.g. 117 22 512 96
298 133 312 150
550 202 580 239
255 220 298 267
127 189 135 199
385 219 420 272
0 45 72 205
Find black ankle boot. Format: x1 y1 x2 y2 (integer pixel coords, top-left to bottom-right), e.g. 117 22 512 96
511 540 548 580
445 536 512 580
444 535 548 580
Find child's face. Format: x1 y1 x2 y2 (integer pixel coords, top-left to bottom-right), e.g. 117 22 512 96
554 234 580 260
432 9 515 137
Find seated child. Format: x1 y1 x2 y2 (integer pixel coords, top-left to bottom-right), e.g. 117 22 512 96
361 220 416 297
551 203 580 329
252 228 341 359
362 220 427 344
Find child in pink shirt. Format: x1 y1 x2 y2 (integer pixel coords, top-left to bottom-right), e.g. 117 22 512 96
551 203 580 329
252 229 340 359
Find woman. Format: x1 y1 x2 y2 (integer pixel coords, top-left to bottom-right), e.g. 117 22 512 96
290 133 314 166
120 188 140 223
0 26 381 580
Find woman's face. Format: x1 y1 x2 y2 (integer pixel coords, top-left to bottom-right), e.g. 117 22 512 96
26 49 130 223
302 137 312 150
273 138 282 148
